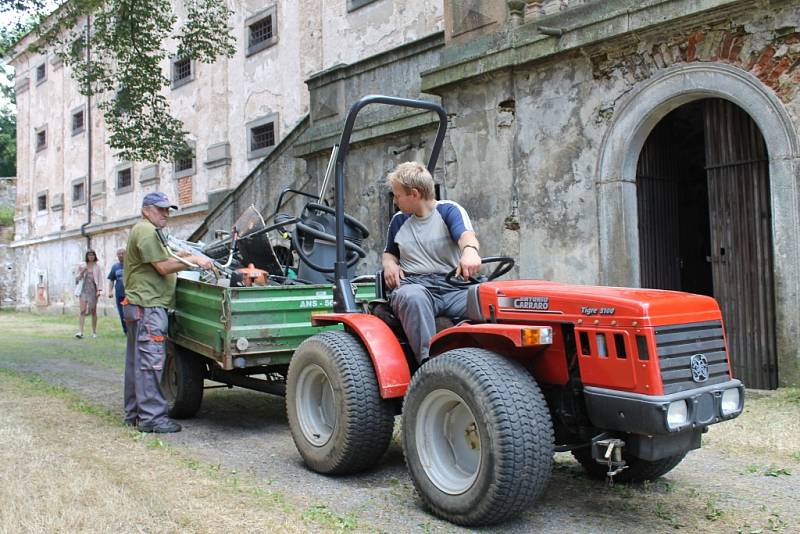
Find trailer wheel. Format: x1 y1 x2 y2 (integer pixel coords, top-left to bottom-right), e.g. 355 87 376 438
572 447 686 482
163 343 206 419
402 348 554 526
287 331 394 475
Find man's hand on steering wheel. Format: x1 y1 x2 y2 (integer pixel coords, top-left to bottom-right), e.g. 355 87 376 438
456 246 482 281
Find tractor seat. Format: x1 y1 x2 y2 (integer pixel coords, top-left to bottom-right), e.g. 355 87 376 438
370 270 466 335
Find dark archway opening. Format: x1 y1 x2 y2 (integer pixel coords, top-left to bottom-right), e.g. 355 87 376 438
636 101 712 296
636 98 777 389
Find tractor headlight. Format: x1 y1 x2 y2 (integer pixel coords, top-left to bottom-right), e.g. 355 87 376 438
720 388 741 416
666 400 688 429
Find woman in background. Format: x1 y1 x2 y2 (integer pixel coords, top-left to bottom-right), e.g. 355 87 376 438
75 250 103 338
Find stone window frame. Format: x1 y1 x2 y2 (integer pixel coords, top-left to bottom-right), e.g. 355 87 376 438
245 6 278 57
115 163 134 195
35 62 47 85
247 112 279 160
71 177 87 206
36 190 48 213
71 105 86 136
35 125 47 152
170 56 195 89
173 143 196 179
347 0 381 12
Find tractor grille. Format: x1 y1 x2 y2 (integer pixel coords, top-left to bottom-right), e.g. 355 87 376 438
655 320 731 394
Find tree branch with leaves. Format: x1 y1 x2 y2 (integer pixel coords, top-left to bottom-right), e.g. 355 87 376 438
6 0 236 162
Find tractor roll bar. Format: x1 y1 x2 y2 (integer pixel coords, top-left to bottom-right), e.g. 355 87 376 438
333 95 448 313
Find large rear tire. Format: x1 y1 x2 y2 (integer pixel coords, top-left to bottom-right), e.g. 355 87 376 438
163 342 206 419
572 447 686 482
286 331 395 475
402 348 554 526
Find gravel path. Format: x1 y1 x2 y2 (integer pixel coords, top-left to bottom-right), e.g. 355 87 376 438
3 356 798 533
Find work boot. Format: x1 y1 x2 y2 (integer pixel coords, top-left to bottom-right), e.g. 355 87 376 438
138 420 182 433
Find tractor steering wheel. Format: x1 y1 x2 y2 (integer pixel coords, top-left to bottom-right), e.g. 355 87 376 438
444 256 515 287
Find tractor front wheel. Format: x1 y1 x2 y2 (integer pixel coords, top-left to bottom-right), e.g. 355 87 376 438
287 331 395 475
402 348 554 526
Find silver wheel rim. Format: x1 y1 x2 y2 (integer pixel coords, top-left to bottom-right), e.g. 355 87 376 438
415 389 481 495
295 363 336 446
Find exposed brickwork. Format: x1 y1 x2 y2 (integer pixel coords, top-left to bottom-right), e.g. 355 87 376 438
591 25 800 103
177 176 192 206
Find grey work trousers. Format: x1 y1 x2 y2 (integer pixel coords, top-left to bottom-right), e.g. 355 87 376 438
123 305 169 426
389 274 467 363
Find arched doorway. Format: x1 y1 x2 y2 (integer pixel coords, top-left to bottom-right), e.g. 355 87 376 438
636 98 777 389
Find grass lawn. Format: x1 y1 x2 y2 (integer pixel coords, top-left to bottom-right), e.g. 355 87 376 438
0 311 127 371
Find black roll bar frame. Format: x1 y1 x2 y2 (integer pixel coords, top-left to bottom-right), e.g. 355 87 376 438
332 95 448 312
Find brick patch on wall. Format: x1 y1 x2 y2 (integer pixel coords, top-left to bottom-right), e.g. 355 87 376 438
591 25 800 102
177 176 192 206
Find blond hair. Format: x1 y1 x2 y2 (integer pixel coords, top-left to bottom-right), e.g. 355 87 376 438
387 161 435 200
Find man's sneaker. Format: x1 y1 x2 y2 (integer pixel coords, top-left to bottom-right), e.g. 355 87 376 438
91 333 97 338
74 332 83 339
138 420 182 433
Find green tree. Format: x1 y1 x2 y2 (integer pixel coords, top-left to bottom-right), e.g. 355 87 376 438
3 0 236 162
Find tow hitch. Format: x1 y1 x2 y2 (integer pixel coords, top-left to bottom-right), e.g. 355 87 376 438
592 436 628 483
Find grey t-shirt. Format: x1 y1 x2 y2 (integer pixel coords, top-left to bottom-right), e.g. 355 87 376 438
384 200 474 275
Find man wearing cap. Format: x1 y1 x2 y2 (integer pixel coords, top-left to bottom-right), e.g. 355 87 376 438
123 192 212 433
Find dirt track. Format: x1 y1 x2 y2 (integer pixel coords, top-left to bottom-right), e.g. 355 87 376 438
1 314 798 533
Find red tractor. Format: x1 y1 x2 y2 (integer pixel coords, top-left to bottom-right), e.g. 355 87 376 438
285 96 744 526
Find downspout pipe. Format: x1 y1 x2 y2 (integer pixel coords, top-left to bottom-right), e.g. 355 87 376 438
79 15 92 248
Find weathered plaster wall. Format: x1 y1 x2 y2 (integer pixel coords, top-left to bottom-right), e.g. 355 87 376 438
12 212 203 314
0 177 16 307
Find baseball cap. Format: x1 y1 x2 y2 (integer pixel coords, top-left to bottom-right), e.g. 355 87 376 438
142 191 178 210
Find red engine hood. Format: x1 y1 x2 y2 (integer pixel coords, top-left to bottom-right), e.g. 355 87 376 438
478 280 722 327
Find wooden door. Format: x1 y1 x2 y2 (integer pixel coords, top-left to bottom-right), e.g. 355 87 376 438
704 99 777 389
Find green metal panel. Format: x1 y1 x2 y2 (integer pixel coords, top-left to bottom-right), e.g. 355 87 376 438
168 278 375 369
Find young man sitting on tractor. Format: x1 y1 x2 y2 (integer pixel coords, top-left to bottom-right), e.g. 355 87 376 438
382 161 483 364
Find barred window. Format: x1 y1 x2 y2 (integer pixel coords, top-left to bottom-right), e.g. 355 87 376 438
246 8 277 56
72 181 85 203
72 110 85 134
175 156 193 172
251 122 275 152
117 168 132 190
249 16 273 47
36 128 47 151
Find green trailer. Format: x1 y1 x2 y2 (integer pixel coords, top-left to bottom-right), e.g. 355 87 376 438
163 277 376 418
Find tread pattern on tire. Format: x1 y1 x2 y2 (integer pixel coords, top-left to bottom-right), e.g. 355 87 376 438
572 447 686 483
288 331 395 475
165 344 205 419
403 348 554 526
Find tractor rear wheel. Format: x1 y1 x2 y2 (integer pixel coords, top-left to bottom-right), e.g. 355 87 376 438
163 342 206 419
402 348 554 526
572 447 687 482
287 331 395 474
